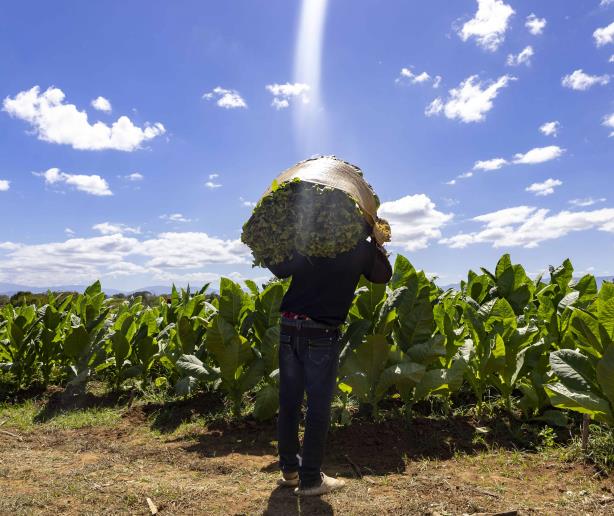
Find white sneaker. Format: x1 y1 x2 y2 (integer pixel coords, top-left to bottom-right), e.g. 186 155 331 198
294 473 346 496
276 472 299 487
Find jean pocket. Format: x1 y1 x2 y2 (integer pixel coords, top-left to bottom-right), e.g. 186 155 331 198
307 344 331 366
307 336 336 366
280 334 292 345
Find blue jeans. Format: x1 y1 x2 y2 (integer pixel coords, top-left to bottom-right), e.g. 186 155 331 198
278 319 341 488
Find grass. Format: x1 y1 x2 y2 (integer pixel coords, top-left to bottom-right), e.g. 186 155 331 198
563 423 614 475
0 398 123 431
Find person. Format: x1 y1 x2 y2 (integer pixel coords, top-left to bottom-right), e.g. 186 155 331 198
265 231 392 496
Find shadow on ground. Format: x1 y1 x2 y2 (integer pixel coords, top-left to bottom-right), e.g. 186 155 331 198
264 487 333 515
180 413 540 478
33 387 127 423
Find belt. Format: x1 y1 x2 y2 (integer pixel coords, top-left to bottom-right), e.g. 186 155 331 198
280 317 339 337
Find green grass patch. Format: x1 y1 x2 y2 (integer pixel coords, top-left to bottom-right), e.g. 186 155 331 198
0 399 124 431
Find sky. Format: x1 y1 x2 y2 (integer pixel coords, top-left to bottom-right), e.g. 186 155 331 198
0 0 613 290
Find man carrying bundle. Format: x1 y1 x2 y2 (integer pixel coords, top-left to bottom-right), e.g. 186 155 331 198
242 156 392 496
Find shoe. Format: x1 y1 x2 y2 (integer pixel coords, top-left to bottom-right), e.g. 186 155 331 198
294 473 346 496
277 471 299 487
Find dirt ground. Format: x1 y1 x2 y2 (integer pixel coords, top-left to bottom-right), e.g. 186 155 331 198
1 399 613 515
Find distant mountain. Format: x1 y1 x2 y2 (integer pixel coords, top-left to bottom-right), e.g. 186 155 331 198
0 283 123 296
129 286 175 296
0 283 215 297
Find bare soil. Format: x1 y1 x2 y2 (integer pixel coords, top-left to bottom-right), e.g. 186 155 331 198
1 400 613 515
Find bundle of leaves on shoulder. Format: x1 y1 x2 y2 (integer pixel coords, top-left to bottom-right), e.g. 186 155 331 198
241 179 369 267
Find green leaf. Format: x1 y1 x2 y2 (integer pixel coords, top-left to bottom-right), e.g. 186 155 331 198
549 349 598 392
63 325 89 358
376 361 425 398
545 382 613 423
244 279 260 297
390 255 416 289
111 331 130 367
177 316 197 354
550 259 574 292
84 280 102 297
206 315 253 384
254 283 283 336
253 384 279 421
533 410 569 428
218 278 246 326
355 281 386 320
176 354 217 382
597 345 614 407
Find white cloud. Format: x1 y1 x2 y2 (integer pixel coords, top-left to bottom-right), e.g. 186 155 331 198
525 14 546 35
540 121 560 137
205 173 222 189
473 158 508 171
602 0 614 6
0 180 9 191
439 206 614 249
562 69 610 90
138 233 249 268
458 171 474 179
525 178 562 197
379 194 454 251
458 0 515 52
426 75 515 123
64 228 75 236
0 232 251 286
425 98 444 117
3 86 165 151
506 46 534 67
397 69 442 88
125 172 143 181
35 167 112 196
569 197 607 207
594 21 614 47
610 55 614 63
91 96 111 112
202 87 247 109
603 112 614 136
239 197 256 208
266 82 310 109
513 145 565 165
445 179 457 186
93 222 141 235
160 213 192 223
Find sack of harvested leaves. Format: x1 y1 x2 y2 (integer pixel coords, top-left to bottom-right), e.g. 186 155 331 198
241 156 391 267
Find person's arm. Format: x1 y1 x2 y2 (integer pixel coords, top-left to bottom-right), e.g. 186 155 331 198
363 238 392 284
264 253 297 279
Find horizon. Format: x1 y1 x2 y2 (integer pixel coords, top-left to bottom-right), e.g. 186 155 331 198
1 0 613 290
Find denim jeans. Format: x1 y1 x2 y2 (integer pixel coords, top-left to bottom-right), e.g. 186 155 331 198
277 319 340 488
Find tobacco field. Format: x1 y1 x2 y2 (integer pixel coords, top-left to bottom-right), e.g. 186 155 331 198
1 253 613 430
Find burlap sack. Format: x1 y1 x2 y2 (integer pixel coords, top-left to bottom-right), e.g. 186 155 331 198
261 156 391 245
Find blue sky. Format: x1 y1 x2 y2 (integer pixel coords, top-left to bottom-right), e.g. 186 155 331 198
0 0 613 290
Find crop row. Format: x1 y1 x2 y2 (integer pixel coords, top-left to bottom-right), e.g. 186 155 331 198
1 254 613 427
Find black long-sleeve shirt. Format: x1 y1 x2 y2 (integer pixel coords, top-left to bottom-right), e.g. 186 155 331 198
266 238 393 327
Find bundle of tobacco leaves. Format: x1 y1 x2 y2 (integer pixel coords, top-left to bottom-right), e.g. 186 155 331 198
241 180 371 267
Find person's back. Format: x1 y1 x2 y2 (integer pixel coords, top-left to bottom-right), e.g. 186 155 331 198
265 236 392 496
268 238 392 326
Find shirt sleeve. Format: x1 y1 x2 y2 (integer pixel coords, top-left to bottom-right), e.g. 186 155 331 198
362 238 393 284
